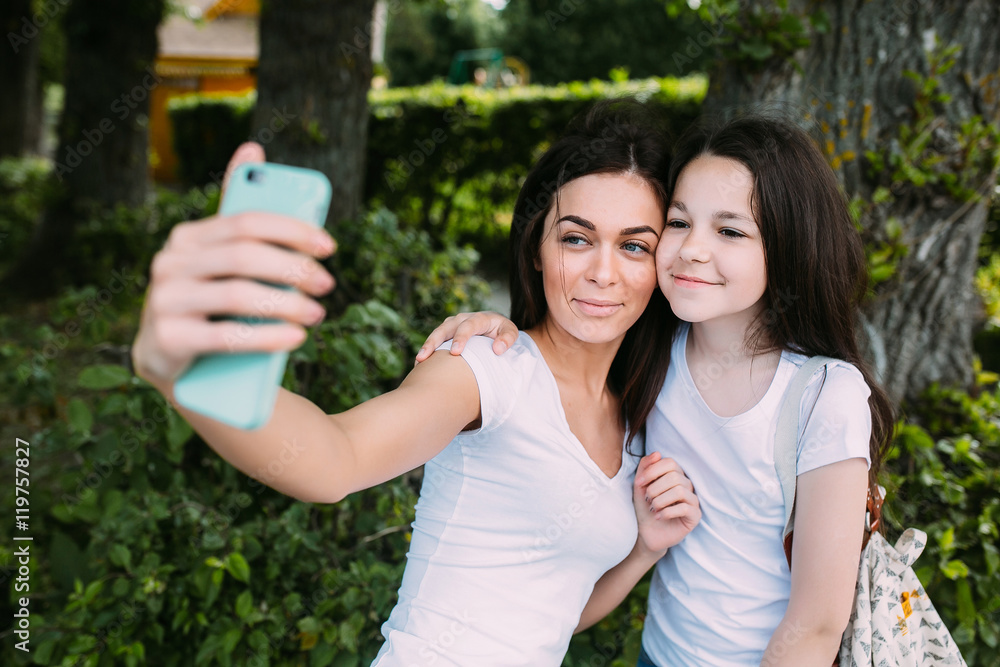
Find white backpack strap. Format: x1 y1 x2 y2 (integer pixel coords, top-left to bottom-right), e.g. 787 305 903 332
773 356 836 542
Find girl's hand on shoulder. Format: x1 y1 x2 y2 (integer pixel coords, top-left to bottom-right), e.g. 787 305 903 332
415 311 520 363
131 142 337 393
633 452 701 556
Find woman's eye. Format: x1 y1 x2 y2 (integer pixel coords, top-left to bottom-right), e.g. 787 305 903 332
622 241 649 254
561 235 588 246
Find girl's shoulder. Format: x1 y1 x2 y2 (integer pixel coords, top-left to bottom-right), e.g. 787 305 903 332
784 353 869 397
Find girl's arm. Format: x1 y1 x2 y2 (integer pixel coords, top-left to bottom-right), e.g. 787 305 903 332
761 458 868 666
164 351 480 504
576 453 701 632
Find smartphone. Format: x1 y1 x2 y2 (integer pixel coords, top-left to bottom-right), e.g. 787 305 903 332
173 162 332 430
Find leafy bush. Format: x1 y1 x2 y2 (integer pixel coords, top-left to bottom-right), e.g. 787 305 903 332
0 156 53 272
886 381 1000 666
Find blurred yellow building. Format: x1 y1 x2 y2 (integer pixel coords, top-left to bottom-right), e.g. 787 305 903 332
151 0 259 181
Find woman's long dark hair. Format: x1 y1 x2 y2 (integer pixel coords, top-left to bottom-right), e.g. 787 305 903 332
667 113 894 488
509 99 678 453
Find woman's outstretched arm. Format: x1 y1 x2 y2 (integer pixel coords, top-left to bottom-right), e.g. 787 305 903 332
133 142 481 504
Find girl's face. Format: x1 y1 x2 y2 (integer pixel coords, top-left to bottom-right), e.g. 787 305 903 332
656 155 767 330
536 173 663 346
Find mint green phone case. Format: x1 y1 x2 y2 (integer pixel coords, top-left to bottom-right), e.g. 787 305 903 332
173 162 332 430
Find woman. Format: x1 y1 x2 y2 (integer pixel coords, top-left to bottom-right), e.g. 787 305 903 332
131 100 701 665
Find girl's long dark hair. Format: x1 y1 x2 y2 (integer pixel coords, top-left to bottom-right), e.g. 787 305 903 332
667 113 894 488
509 99 678 453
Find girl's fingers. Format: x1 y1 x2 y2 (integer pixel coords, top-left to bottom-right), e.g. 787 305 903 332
152 240 334 296
644 470 694 501
150 278 326 327
647 486 696 512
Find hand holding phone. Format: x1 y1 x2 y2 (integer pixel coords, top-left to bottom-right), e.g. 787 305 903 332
131 148 335 430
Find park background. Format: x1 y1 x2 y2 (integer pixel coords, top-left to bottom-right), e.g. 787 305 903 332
1 0 998 665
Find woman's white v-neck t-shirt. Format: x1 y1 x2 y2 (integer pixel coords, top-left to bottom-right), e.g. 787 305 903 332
372 333 640 666
641 323 872 666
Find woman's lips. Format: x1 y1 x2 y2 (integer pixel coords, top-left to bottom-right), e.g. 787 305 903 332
574 299 624 316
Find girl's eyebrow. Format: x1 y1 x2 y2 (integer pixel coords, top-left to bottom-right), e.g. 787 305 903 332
668 200 753 224
557 215 658 236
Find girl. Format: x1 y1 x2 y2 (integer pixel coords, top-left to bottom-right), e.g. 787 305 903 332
417 113 895 666
130 101 701 665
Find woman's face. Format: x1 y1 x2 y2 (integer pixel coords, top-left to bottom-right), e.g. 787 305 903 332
655 155 767 330
535 172 663 346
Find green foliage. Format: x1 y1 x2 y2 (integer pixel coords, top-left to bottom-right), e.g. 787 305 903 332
383 0 502 87
0 156 53 272
888 382 1000 666
865 44 1000 203
498 0 711 84
664 0 824 72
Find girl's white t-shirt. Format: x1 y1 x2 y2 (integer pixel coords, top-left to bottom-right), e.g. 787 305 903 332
372 333 640 666
642 323 872 667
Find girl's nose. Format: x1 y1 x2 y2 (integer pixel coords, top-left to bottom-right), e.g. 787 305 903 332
679 229 710 263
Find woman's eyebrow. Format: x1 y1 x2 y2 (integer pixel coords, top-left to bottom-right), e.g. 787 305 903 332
557 215 595 230
558 216 658 236
621 225 659 236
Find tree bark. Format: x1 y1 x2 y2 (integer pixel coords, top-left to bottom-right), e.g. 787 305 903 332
0 0 40 157
701 0 1000 405
254 0 376 228
0 0 164 300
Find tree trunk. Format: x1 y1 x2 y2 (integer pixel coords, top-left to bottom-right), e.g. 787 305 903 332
0 0 164 300
254 0 376 227
0 0 40 157
702 0 1000 405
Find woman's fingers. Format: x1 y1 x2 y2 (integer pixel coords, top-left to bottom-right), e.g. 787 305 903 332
165 212 336 259
221 141 266 197
149 278 327 326
152 238 334 296
152 316 308 358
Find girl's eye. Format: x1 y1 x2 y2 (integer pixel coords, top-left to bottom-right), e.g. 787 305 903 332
720 228 746 239
666 219 689 229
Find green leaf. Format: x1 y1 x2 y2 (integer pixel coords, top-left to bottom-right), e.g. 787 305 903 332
956 578 976 625
738 39 774 61
235 590 253 619
78 364 131 390
109 543 133 571
67 397 93 434
226 552 251 583
941 559 970 579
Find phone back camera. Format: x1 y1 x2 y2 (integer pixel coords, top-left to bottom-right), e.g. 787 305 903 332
247 168 265 184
